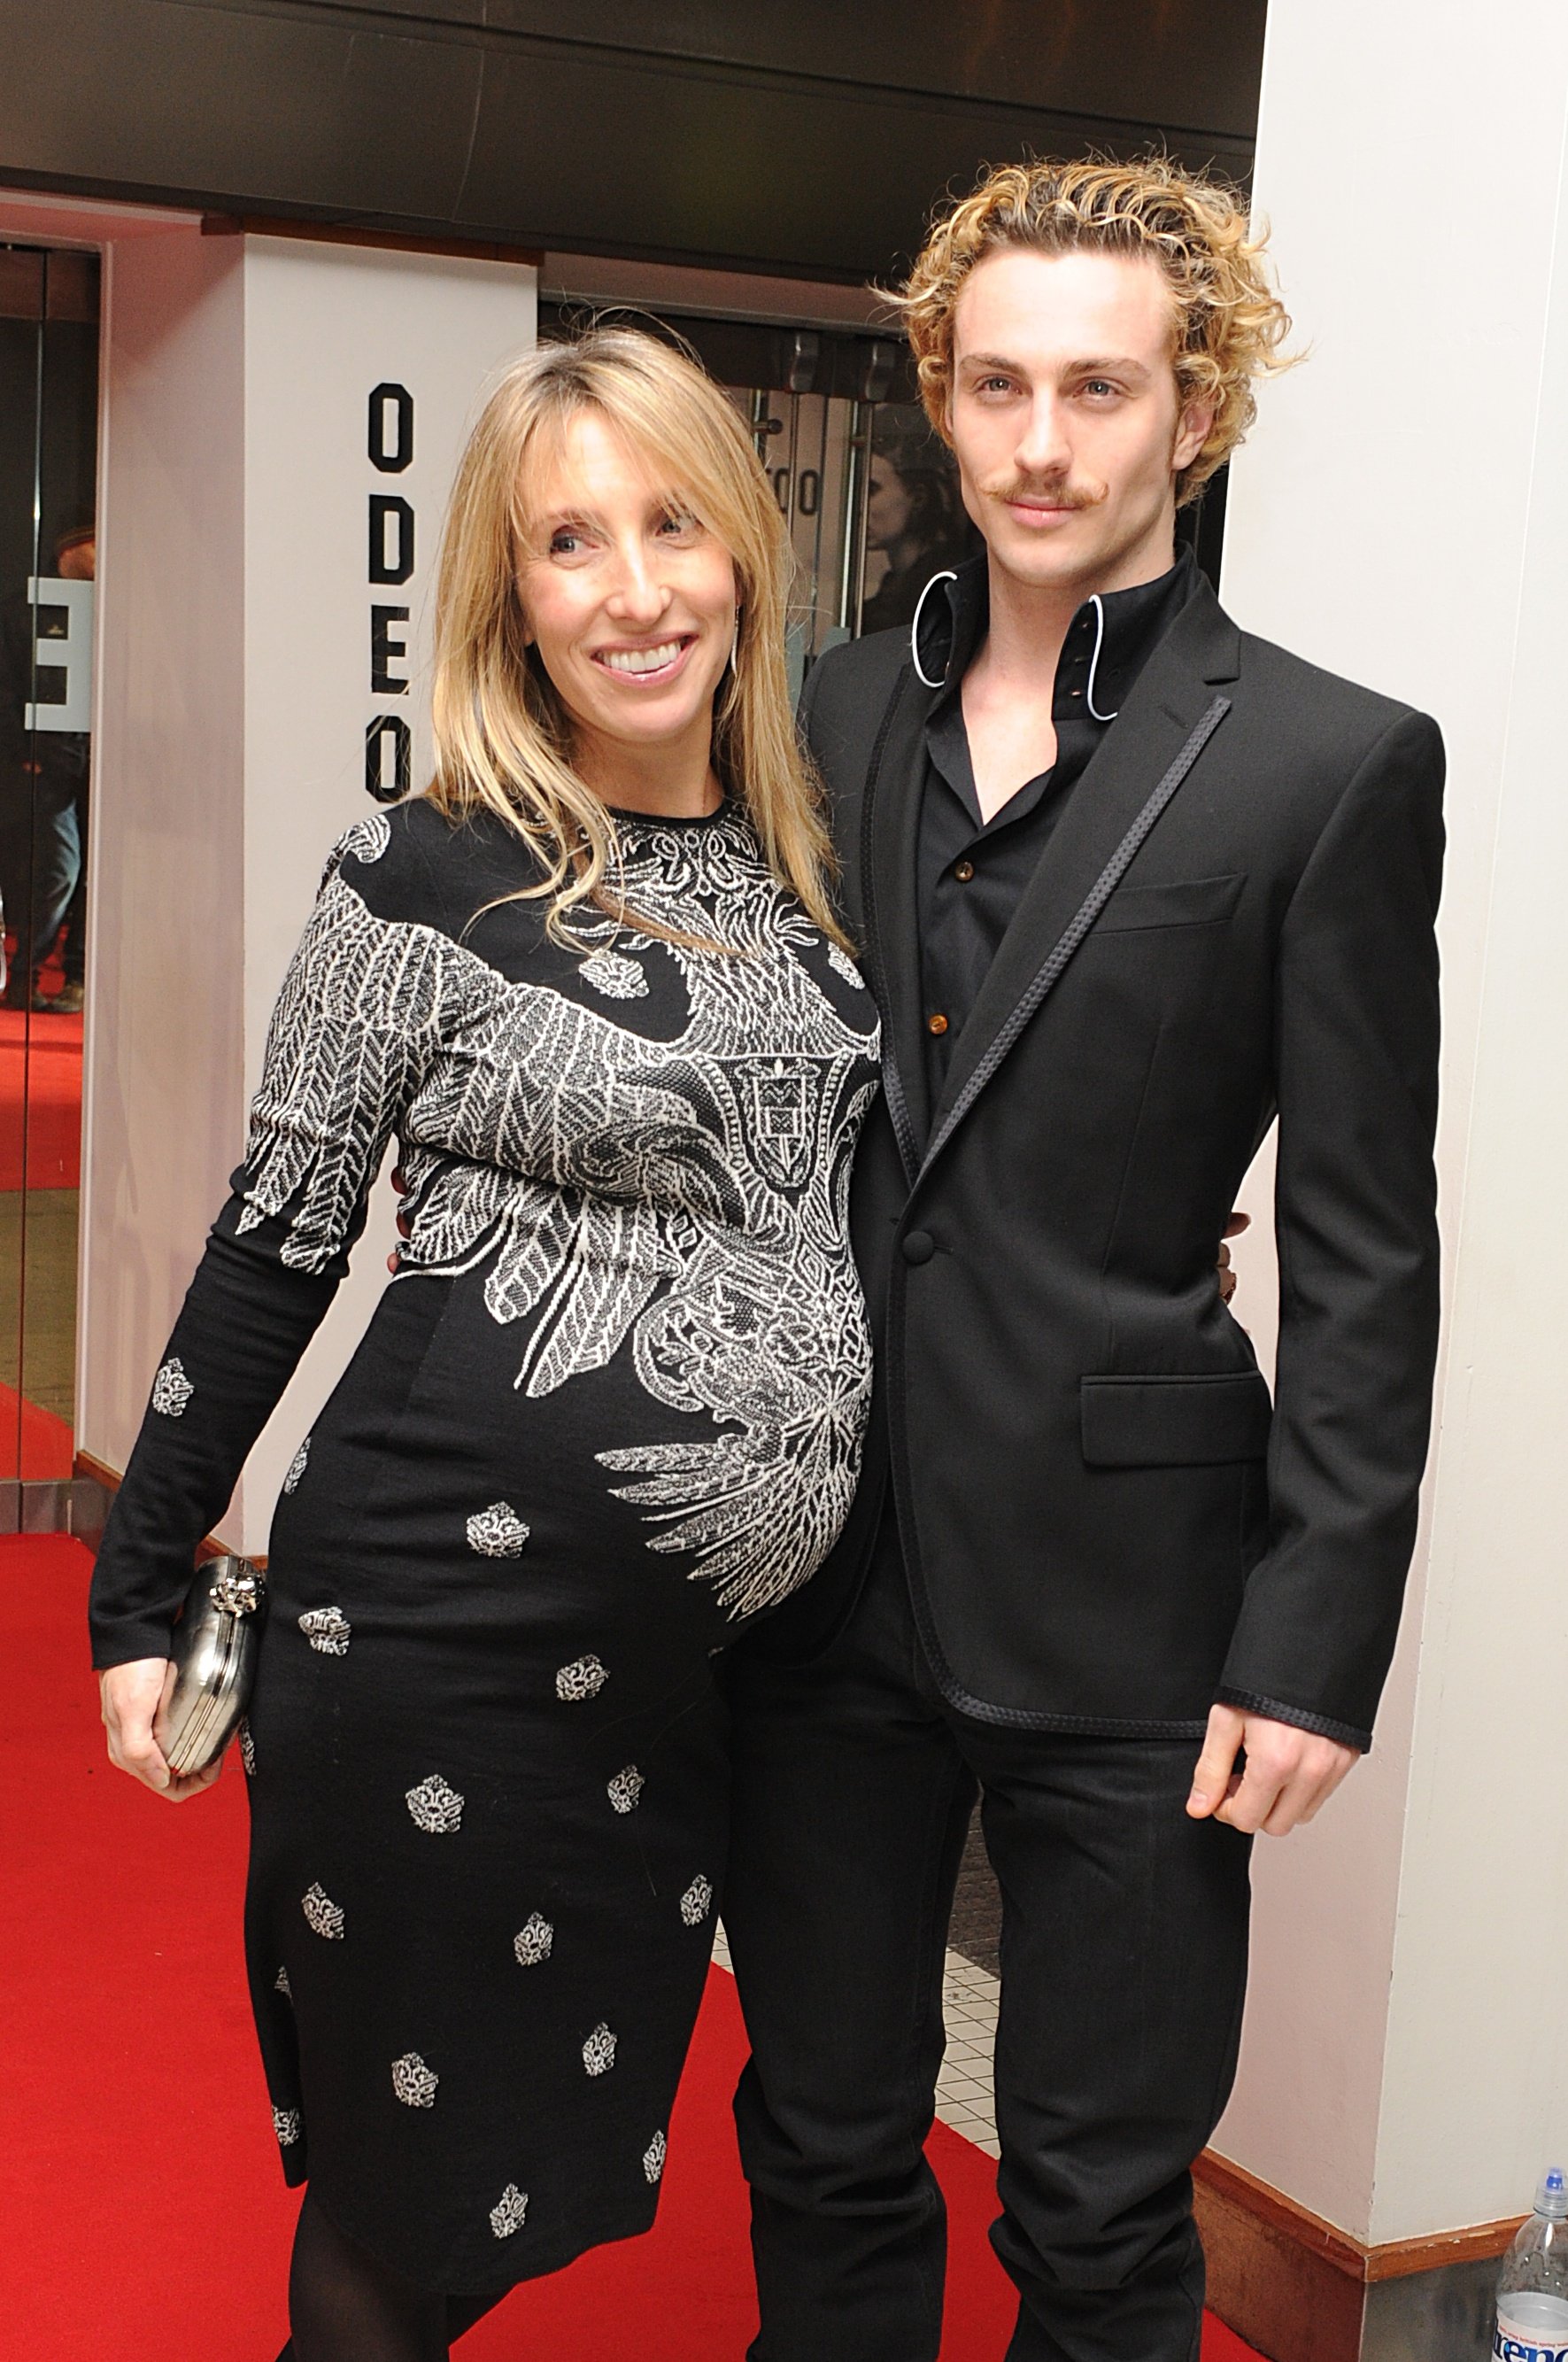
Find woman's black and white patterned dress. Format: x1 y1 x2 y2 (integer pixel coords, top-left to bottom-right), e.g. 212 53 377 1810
89 796 879 2294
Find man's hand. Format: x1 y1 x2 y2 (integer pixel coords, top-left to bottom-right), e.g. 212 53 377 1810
1186 1703 1358 1836
1217 1209 1250 1305
100 1658 223 1802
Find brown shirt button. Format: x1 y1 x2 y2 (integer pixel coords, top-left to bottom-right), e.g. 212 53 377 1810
927 1011 949 1036
953 859 975 882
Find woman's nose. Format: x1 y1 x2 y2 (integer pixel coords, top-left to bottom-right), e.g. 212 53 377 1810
606 544 671 624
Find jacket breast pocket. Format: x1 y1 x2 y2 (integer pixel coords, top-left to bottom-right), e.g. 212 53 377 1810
1093 871 1246 934
1080 1371 1272 1467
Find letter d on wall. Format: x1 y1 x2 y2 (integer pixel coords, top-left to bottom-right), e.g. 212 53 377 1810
369 495 414 585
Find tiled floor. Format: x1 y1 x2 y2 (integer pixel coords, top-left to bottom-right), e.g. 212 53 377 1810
935 1949 1001 2157
710 1923 1002 2157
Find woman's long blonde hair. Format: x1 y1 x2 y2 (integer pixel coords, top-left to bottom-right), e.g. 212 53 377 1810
427 326 846 949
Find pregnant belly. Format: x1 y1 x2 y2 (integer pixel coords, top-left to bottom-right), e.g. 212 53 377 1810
266 1260 870 1638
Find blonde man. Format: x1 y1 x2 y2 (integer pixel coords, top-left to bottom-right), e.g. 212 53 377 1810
725 157 1444 2362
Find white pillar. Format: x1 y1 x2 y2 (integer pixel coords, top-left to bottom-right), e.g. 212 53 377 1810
82 222 536 1546
1215 0 1568 2261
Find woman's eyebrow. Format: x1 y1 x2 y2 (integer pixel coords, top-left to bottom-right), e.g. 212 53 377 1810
533 505 604 533
529 492 694 535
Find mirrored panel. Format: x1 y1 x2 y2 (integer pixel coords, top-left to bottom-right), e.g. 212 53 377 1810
0 244 97 1481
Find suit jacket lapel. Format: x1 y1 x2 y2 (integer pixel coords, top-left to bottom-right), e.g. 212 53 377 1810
859 663 937 1179
923 580 1242 1162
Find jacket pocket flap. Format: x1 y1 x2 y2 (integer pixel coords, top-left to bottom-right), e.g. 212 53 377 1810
1095 872 1246 933
1080 1371 1272 1467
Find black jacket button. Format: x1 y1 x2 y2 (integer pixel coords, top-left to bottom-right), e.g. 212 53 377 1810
901 1230 934 1265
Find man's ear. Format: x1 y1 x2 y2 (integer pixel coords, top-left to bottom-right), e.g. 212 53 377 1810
1173 399 1217 476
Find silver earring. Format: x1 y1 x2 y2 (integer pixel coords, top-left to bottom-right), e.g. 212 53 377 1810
727 611 741 678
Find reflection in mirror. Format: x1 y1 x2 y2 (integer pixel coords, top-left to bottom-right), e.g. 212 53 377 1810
0 244 97 1483
859 402 982 637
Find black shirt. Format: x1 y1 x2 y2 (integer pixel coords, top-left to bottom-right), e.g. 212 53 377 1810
915 549 1199 1111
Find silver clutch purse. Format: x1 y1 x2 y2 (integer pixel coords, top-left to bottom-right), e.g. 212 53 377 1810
158 1554 267 1777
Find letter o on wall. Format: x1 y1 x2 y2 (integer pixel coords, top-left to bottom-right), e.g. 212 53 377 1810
368 383 414 474
366 716 411 803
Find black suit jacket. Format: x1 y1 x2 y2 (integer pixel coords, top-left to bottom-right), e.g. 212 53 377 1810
775 575 1443 1751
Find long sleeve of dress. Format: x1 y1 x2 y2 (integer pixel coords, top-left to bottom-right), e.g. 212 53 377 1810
89 812 454 1669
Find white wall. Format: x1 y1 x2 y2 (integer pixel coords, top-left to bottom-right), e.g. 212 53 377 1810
68 213 534 1550
234 237 537 1541
1213 0 1568 2247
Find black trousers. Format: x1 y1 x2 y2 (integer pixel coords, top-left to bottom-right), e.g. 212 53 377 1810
722 1517 1253 2362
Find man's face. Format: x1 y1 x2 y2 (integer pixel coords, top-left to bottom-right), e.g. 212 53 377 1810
947 246 1211 600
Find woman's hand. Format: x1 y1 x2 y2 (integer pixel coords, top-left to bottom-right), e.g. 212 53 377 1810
99 1659 223 1801
386 1163 413 1274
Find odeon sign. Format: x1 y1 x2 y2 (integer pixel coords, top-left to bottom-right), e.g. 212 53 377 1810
365 379 415 805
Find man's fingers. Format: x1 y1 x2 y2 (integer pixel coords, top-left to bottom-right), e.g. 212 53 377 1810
1221 1733 1360 1836
1217 1755 1289 1833
1186 1706 1246 1817
1215 1756 1293 1834
1264 1745 1356 1834
1217 1239 1237 1304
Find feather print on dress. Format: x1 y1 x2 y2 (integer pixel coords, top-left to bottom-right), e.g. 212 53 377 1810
235 813 877 1620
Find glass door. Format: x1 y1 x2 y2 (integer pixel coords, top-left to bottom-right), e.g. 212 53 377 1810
0 244 98 1483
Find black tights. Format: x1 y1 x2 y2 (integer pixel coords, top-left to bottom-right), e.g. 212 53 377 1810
278 2190 506 2362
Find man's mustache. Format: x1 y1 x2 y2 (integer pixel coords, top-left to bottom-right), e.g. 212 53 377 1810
978 476 1107 512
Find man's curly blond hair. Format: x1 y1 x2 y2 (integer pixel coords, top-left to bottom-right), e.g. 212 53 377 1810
892 155 1293 506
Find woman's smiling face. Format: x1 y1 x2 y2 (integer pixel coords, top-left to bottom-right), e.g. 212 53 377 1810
517 407 739 785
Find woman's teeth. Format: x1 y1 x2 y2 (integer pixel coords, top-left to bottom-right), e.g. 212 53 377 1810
600 641 684 675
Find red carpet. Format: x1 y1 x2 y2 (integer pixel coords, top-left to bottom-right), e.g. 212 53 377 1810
1 1538 1264 2361
0 999 82 1190
0 1378 73 1477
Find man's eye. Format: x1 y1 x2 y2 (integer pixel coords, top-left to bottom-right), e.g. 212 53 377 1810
1082 380 1118 399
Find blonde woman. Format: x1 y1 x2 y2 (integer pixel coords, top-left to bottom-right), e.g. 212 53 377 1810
89 329 880 2359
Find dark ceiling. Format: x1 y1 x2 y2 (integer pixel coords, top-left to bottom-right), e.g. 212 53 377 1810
2 0 1265 284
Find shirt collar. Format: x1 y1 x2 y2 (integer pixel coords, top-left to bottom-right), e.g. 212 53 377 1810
915 546 1200 724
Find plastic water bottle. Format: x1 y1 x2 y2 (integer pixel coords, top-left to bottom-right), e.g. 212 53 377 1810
1496 2170 1568 2361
